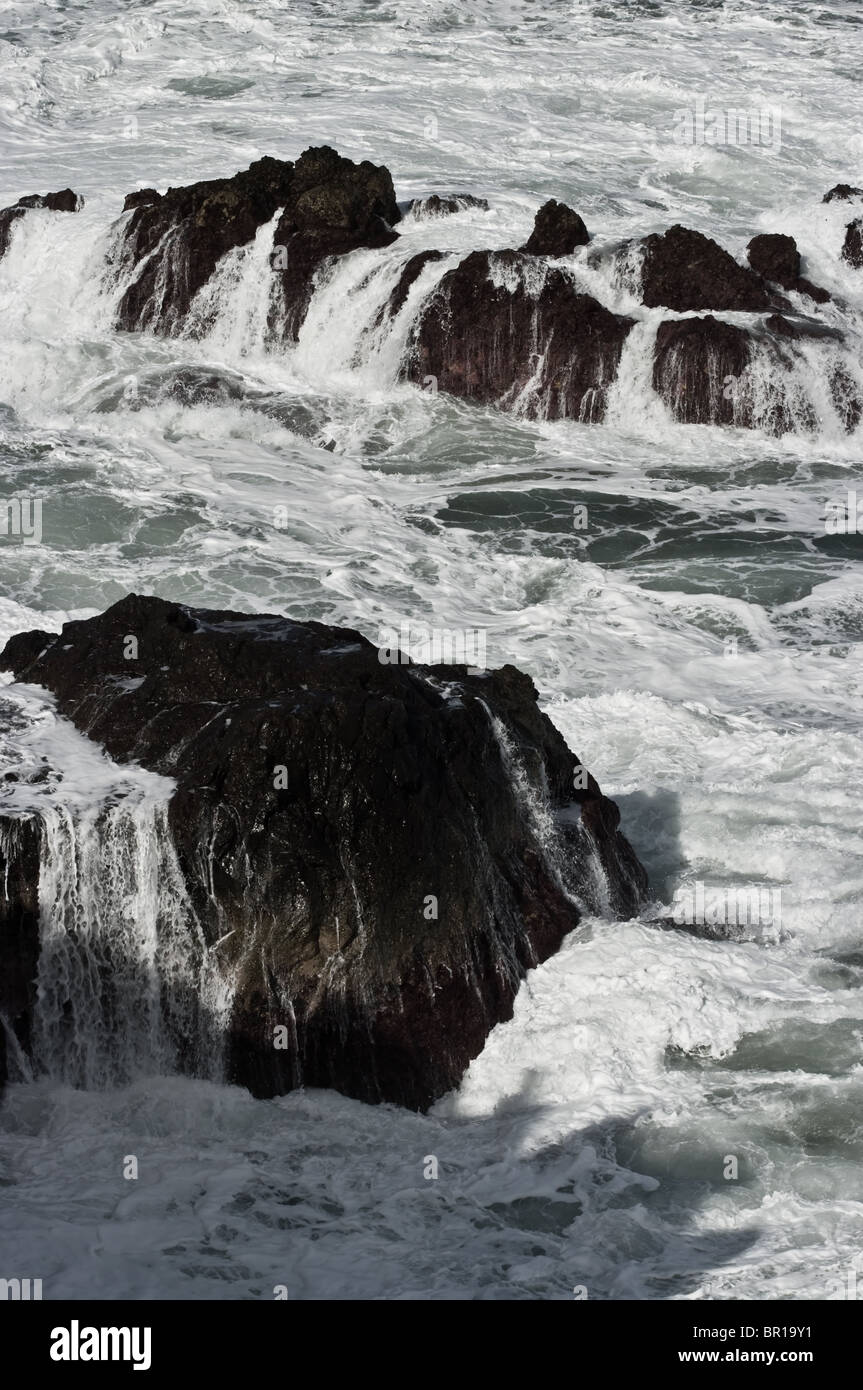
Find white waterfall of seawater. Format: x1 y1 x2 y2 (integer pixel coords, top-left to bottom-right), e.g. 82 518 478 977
34 794 232 1089
1 195 861 444
480 702 613 920
182 209 284 356
745 333 863 440
604 316 677 433
0 686 234 1092
291 243 456 390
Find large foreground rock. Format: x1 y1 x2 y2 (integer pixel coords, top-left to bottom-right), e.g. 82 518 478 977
0 595 646 1109
404 249 634 421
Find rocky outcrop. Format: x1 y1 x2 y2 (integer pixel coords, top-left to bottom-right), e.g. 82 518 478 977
270 145 400 339
409 193 489 218
93 147 857 438
746 233 829 303
16 189 79 212
113 146 400 339
632 224 779 312
520 200 589 256
0 188 81 258
114 156 295 332
823 184 863 202
0 595 647 1110
651 313 850 435
405 249 634 421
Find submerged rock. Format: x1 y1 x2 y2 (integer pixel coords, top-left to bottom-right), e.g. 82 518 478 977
405 249 634 421
0 188 82 258
0 595 646 1110
409 193 489 218
519 199 590 256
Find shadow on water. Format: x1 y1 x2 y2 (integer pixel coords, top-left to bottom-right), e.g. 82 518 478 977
444 1066 763 1301
612 787 684 903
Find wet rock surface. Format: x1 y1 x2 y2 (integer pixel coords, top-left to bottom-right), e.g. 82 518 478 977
519 199 590 256
409 193 489 218
114 146 399 339
747 232 829 302
1 595 647 1110
634 224 779 312
405 249 634 422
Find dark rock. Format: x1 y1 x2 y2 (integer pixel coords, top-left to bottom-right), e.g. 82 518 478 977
0 208 25 261
0 594 647 1111
520 199 589 256
115 155 296 333
653 315 827 435
0 207 26 257
409 193 489 218
747 233 830 302
747 233 799 288
0 188 82 257
405 249 634 422
15 188 80 212
123 188 162 211
271 145 400 340
114 146 400 340
823 184 863 203
796 276 831 304
653 315 752 426
765 313 798 339
841 218 863 268
829 363 863 433
764 314 840 343
635 224 778 312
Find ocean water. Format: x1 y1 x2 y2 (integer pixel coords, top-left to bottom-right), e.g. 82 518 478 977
1 0 862 1301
